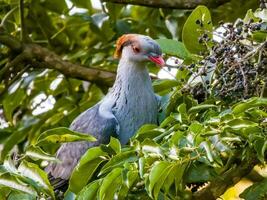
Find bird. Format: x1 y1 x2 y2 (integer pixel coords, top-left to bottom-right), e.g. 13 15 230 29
46 34 165 190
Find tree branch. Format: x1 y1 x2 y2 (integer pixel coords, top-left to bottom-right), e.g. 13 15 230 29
192 157 258 200
28 44 116 87
102 0 230 9
0 33 116 87
0 33 22 52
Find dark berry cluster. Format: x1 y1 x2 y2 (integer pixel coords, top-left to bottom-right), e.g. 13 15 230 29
212 19 266 101
184 16 267 103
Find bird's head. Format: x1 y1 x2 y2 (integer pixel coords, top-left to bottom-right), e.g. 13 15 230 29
114 34 165 67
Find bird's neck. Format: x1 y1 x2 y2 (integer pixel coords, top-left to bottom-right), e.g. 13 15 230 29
112 57 152 92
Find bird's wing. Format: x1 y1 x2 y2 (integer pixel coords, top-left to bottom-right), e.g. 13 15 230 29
46 102 119 183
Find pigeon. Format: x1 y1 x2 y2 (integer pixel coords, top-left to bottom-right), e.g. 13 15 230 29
46 34 165 190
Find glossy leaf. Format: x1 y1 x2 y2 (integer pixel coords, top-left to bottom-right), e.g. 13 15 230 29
153 79 179 94
18 161 55 199
185 163 216 183
134 125 165 142
25 146 58 162
99 150 138 175
70 0 92 10
76 180 101 200
36 127 96 146
148 161 170 198
227 119 258 130
69 147 108 194
156 38 192 60
240 178 267 200
254 138 267 163
182 6 213 54
232 98 267 115
107 137 121 154
0 173 37 196
188 104 217 114
6 192 35 200
3 86 25 122
41 0 68 14
99 168 122 200
1 131 25 161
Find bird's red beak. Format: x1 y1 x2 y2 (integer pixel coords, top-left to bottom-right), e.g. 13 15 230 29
148 56 165 67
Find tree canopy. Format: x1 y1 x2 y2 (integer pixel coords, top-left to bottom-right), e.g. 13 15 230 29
0 0 266 199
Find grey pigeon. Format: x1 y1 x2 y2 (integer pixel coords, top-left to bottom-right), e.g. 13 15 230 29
46 34 165 189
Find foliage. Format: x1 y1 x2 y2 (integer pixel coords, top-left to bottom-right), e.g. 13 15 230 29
71 96 267 199
0 0 266 199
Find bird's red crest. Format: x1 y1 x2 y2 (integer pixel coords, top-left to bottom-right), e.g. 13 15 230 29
114 34 139 58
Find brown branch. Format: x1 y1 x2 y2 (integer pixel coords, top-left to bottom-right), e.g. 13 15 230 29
28 44 116 87
0 33 116 87
0 33 22 52
192 157 258 200
0 50 32 81
102 0 230 9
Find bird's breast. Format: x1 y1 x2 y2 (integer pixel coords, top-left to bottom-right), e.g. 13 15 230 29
112 84 158 144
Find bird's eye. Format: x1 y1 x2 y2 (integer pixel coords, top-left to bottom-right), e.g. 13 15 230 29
132 46 140 53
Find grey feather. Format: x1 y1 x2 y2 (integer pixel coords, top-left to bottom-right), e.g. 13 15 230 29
46 103 118 180
46 35 161 186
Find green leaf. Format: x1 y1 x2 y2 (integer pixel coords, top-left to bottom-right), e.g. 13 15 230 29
105 3 123 21
226 119 258 130
4 156 18 174
36 127 96 146
189 122 203 135
99 150 138 175
177 103 188 123
200 141 214 163
41 0 68 14
188 104 217 114
254 138 267 163
232 98 267 115
18 161 55 199
122 168 138 189
153 79 179 94
69 147 108 194
185 163 216 183
107 137 121 154
1 131 25 161
142 139 163 158
25 146 58 162
0 173 37 196
119 169 138 199
76 180 101 200
182 5 213 54
134 124 165 142
99 168 122 200
174 162 187 193
240 178 267 200
7 192 35 200
70 0 92 10
166 163 187 194
148 161 170 199
3 86 25 122
244 9 261 23
156 39 192 60
254 8 267 22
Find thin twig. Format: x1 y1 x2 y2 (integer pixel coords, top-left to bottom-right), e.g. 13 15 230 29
19 0 29 42
260 82 266 97
161 67 179 81
0 64 30 97
0 6 18 28
239 65 248 96
19 0 26 41
223 41 266 76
